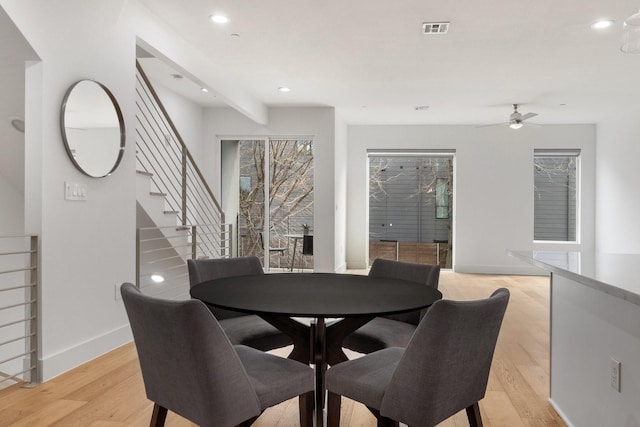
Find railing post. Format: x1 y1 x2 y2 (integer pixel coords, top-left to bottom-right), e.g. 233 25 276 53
28 235 39 384
136 228 140 287
191 225 197 259
220 225 225 258
181 149 187 226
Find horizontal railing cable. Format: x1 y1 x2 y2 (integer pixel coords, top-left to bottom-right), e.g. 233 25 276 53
0 235 39 386
0 333 35 348
135 61 232 295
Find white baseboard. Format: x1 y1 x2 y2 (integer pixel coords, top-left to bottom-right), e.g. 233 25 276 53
334 262 347 273
548 397 575 427
453 264 548 276
40 324 133 382
346 260 369 270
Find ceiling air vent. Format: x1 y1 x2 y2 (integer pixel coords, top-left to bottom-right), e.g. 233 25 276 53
422 22 450 35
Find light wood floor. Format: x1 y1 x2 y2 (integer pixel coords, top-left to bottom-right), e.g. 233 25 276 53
0 272 566 426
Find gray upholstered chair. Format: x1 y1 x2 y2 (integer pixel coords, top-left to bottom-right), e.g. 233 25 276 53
326 288 510 427
121 283 314 427
342 258 441 354
187 256 292 351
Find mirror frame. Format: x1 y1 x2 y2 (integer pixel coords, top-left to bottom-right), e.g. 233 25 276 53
60 79 126 178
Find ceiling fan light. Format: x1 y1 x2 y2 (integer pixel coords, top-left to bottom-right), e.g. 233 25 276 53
621 10 640 53
509 121 523 130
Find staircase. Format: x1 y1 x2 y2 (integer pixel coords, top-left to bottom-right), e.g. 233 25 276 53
135 61 231 299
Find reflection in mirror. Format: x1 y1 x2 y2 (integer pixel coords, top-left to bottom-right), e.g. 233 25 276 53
60 80 125 178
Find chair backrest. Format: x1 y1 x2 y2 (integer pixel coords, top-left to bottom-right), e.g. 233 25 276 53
187 256 264 320
120 283 261 426
380 288 510 427
368 258 441 325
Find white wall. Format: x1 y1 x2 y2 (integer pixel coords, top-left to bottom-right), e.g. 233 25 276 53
220 140 240 256
150 82 205 165
334 115 348 272
596 115 640 254
0 5 36 239
204 106 342 272
0 65 26 195
0 6 36 197
0 174 26 377
1 0 138 381
347 124 596 273
0 176 23 234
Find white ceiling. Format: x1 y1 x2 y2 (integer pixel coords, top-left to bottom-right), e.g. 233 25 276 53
139 0 640 126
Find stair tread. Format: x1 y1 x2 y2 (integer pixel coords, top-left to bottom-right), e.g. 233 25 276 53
136 170 153 177
149 192 167 197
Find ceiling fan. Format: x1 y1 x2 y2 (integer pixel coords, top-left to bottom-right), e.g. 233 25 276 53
480 104 539 129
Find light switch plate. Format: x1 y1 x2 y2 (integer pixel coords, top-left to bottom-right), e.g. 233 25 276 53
65 181 87 201
611 357 621 392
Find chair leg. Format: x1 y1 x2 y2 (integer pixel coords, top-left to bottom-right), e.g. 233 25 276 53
369 408 399 427
376 416 399 427
466 402 483 427
299 391 314 427
150 403 167 427
235 417 258 427
327 391 342 427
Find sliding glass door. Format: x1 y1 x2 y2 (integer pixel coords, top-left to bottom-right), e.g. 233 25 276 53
368 153 453 268
231 139 314 270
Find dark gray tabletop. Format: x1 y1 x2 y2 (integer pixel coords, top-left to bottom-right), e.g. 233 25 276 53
190 272 442 318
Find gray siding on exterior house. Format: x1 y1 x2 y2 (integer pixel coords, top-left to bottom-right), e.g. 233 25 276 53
534 155 577 241
369 157 451 243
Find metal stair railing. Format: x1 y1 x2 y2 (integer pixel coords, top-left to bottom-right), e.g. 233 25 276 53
0 235 39 387
135 61 232 291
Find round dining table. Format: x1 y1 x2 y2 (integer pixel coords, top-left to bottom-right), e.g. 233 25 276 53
190 272 442 426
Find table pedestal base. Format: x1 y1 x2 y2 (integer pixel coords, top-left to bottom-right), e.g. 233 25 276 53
261 315 373 426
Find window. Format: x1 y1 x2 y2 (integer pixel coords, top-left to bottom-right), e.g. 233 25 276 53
435 178 449 219
534 150 579 242
368 153 454 267
236 139 314 270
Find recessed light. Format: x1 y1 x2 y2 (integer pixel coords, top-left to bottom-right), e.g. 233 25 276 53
210 14 229 24
230 33 240 38
278 86 291 92
171 73 183 80
201 87 209 93
150 274 165 283
590 19 614 30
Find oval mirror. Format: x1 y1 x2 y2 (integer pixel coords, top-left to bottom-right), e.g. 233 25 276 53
60 80 125 178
